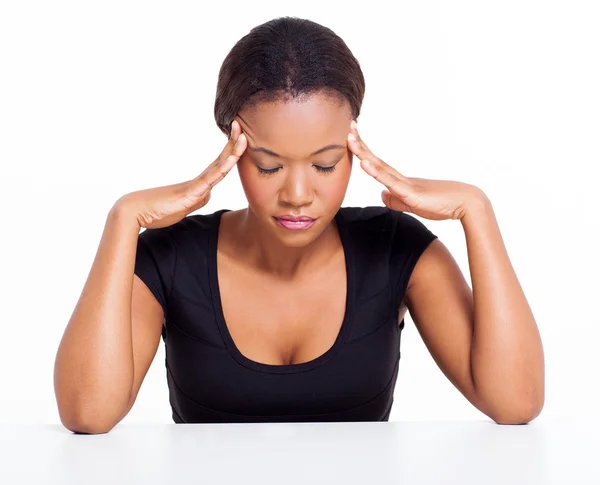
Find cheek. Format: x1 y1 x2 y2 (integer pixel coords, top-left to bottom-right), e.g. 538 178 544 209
324 161 352 202
237 158 273 207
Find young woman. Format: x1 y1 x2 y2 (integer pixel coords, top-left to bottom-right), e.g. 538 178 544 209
54 16 545 433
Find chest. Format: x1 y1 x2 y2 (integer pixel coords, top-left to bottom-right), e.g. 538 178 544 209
217 251 349 366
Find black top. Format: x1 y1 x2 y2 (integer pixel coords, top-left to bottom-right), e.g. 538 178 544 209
134 206 438 423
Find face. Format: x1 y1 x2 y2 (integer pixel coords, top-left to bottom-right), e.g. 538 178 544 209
234 91 354 247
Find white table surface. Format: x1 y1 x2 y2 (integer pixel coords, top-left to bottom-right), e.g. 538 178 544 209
0 419 597 484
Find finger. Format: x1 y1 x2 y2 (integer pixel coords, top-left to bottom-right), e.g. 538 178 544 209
229 130 247 160
348 120 371 152
359 154 406 185
209 126 247 177
360 156 407 194
346 130 380 167
188 131 247 199
229 118 238 141
348 128 407 181
180 186 212 215
382 190 412 212
347 132 386 176
218 119 242 162
215 131 247 175
347 132 367 159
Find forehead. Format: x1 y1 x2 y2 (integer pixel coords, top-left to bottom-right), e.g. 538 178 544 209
236 93 352 158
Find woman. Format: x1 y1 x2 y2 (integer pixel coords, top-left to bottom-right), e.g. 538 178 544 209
54 16 545 433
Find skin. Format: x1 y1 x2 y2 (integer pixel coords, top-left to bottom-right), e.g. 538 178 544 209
345 120 545 424
224 91 544 424
224 91 354 278
54 88 541 432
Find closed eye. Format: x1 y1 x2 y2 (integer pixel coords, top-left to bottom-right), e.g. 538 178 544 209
257 164 337 176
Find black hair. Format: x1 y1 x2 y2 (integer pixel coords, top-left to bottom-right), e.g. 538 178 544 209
214 16 365 138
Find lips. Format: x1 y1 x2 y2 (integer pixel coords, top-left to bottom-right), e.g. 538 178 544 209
274 216 318 230
276 215 316 222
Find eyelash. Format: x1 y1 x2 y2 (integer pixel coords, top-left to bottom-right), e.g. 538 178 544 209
257 165 337 176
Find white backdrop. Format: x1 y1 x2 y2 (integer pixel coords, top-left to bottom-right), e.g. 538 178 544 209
1 0 598 425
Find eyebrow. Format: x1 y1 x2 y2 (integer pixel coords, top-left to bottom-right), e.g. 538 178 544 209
248 144 346 158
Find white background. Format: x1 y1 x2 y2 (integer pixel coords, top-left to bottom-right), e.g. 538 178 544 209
0 0 598 425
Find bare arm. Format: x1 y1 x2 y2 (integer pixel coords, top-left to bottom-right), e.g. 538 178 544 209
405 193 544 424
53 121 248 433
53 200 163 434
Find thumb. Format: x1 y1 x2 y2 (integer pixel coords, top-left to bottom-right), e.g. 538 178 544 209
381 190 393 207
382 189 411 213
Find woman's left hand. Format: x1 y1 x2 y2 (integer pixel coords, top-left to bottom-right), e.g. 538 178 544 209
347 121 485 221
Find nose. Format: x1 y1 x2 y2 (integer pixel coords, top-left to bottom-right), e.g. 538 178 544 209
278 166 314 208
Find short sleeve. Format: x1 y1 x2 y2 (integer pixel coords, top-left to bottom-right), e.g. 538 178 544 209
388 209 438 307
134 227 177 321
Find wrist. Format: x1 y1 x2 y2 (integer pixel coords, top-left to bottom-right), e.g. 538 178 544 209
109 196 142 230
460 187 492 224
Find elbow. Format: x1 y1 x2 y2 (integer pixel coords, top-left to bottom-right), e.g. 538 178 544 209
59 411 119 435
55 385 132 435
64 423 114 435
490 397 545 425
57 400 128 435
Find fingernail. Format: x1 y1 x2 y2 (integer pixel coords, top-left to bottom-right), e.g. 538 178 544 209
348 133 356 142
351 120 357 130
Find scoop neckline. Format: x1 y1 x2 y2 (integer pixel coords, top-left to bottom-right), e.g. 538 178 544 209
208 208 355 375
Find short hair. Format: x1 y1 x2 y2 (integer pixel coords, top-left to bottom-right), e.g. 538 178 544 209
214 16 366 138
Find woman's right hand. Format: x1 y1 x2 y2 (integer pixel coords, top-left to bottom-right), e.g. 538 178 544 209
117 120 247 229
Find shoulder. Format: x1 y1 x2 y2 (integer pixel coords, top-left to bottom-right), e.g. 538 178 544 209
137 209 228 256
145 209 227 237
180 208 228 232
340 206 439 305
335 206 392 234
336 205 390 224
339 205 439 274
337 205 436 238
